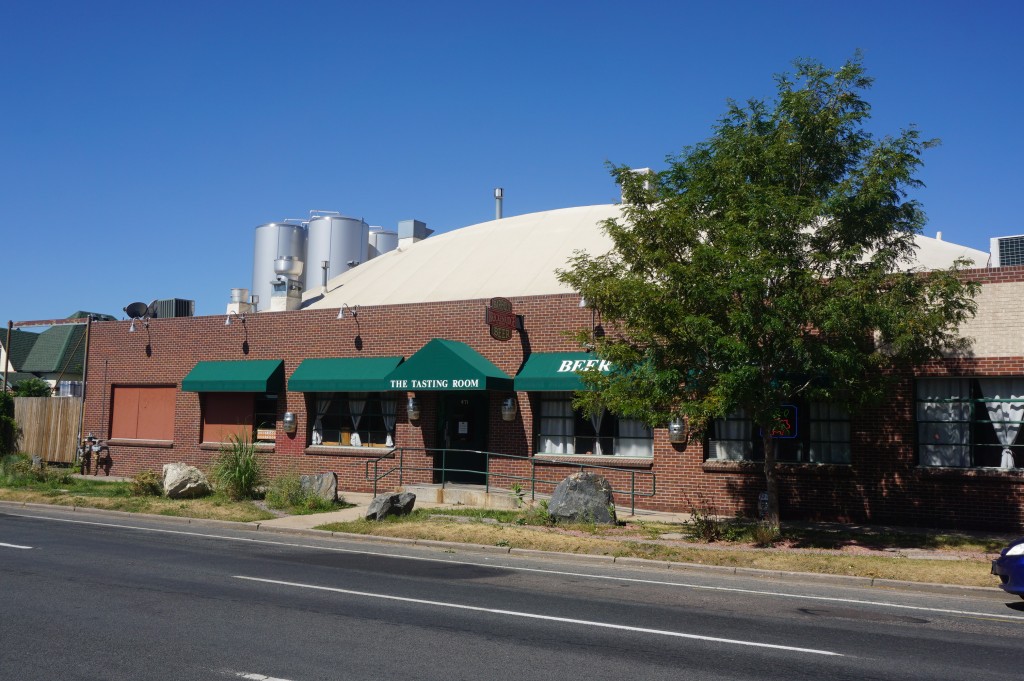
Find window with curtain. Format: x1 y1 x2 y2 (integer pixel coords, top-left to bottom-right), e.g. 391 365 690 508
314 392 395 448
916 377 1022 469
535 392 653 458
706 402 851 464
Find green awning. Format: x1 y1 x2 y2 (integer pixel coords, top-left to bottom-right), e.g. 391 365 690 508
386 339 512 391
514 352 612 391
181 360 284 393
288 356 404 392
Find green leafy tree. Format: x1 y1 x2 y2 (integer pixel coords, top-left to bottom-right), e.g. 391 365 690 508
12 378 53 397
558 55 979 527
0 391 18 454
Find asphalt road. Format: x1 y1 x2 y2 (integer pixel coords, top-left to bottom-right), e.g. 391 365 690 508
1 506 1021 681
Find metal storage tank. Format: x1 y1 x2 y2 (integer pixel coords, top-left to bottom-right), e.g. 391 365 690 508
367 227 398 260
307 212 368 281
252 222 307 312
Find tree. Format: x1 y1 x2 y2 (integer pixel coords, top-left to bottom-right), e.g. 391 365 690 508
0 391 18 454
12 378 53 397
557 56 979 527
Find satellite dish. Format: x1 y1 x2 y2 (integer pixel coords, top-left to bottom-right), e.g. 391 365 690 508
123 302 148 319
146 300 160 318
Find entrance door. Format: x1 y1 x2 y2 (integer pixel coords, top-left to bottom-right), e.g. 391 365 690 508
437 392 489 484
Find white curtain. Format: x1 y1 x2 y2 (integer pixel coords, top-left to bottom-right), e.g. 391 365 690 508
539 395 574 454
712 410 752 460
808 402 851 464
381 396 396 447
979 378 1024 469
917 378 970 467
348 392 366 447
617 419 653 457
311 395 332 446
590 407 606 455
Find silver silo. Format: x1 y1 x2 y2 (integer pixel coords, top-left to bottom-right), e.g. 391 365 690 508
252 222 307 311
367 227 398 260
307 212 369 282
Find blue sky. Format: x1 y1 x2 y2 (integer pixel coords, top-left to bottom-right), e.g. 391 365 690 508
2 1 1020 322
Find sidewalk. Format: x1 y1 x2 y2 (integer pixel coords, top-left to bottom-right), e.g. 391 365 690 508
253 487 694 530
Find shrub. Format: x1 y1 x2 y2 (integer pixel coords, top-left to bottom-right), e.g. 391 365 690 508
0 453 30 485
12 378 53 397
752 521 781 547
43 464 73 486
524 499 554 526
688 501 724 542
130 470 163 497
265 472 303 509
212 435 265 500
266 472 336 513
0 392 19 455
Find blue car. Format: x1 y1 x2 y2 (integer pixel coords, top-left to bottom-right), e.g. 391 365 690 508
992 537 1024 599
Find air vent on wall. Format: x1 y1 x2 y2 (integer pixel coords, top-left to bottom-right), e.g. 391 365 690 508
990 236 1024 267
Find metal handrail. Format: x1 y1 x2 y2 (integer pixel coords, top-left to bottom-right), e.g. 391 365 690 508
364 447 656 515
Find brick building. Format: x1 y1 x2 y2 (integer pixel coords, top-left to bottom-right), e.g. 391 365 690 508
79 205 1024 531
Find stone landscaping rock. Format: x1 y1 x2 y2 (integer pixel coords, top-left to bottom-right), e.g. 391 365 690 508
365 492 416 521
162 463 211 499
300 472 337 501
548 471 617 524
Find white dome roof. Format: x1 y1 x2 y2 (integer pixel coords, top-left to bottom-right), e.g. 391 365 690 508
303 204 988 310
305 204 620 309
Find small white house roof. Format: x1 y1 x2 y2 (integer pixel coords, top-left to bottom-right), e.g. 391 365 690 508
304 204 989 310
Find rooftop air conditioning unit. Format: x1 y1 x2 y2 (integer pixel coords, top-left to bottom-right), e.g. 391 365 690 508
991 236 1024 267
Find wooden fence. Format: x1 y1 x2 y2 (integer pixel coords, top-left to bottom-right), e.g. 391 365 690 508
14 396 83 464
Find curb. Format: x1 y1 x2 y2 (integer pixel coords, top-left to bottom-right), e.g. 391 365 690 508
0 500 1003 599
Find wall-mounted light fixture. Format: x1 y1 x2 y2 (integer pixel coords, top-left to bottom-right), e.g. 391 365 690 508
225 311 246 326
337 303 359 320
407 396 421 421
128 317 149 333
282 412 297 433
668 418 687 444
501 396 518 422
578 295 601 351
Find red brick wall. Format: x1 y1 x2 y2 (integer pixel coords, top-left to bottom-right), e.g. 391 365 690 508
82 291 1024 531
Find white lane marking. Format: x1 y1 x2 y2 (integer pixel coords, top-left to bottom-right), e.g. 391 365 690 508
230 672 294 681
235 575 843 657
0 542 33 549
7 510 1021 622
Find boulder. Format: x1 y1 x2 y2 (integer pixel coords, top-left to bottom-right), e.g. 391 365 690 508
365 492 416 521
300 472 338 501
548 471 617 524
162 463 211 499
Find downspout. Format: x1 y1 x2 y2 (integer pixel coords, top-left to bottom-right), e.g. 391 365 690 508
3 320 11 392
76 316 92 451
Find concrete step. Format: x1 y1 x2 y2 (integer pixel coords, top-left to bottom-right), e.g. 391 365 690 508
399 484 523 510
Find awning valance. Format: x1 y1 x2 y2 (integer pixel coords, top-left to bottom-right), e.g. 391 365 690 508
181 360 284 393
514 352 612 391
386 339 512 391
288 356 404 392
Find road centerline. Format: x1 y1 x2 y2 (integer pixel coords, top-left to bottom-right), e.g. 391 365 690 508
0 541 33 549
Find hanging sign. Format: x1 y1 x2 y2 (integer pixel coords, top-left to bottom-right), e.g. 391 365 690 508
763 404 798 439
485 297 524 341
